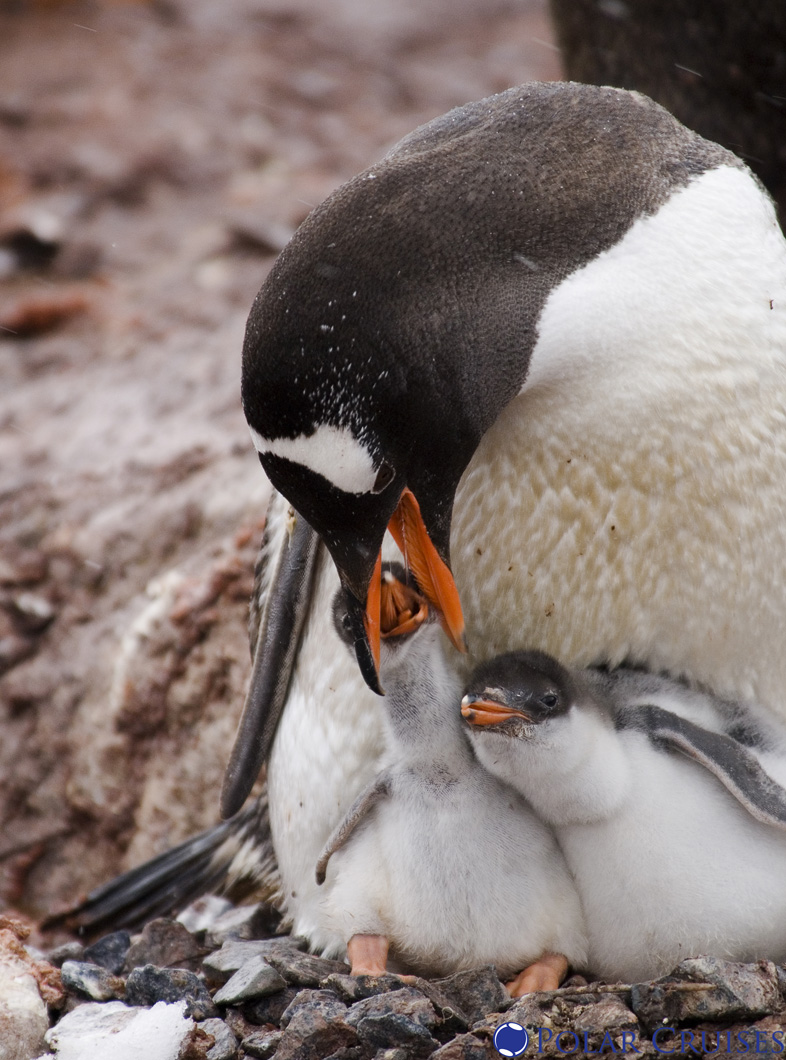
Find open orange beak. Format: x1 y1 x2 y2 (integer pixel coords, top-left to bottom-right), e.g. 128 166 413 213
460 695 530 726
362 488 467 686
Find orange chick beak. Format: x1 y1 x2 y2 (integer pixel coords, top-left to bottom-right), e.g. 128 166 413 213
460 696 531 726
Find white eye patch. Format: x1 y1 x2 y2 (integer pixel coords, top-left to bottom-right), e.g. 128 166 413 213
250 423 378 495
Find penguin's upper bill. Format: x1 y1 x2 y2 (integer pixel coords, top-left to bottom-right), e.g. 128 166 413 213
241 80 745 693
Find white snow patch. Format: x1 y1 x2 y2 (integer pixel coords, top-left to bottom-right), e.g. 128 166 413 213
43 1000 194 1060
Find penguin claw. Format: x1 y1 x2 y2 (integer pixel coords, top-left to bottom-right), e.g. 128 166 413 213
506 952 569 996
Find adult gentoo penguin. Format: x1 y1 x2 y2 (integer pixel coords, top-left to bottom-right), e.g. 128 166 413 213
227 79 786 816
462 651 786 983
316 568 588 992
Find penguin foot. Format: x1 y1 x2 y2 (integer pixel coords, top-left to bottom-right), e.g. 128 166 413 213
347 933 390 976
506 952 569 996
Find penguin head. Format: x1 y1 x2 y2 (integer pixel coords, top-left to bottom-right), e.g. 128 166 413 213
241 174 477 694
461 650 578 739
242 82 738 693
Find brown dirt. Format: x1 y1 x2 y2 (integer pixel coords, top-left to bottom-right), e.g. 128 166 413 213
0 0 560 931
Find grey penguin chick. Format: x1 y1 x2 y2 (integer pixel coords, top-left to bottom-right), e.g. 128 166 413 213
316 571 588 993
462 651 786 984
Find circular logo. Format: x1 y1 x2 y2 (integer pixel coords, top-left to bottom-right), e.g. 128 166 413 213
494 1021 529 1057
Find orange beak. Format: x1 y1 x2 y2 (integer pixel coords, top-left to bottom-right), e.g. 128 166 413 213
461 696 530 726
361 488 467 688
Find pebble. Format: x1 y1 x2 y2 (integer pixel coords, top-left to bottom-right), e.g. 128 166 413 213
200 1016 239 1060
240 1028 282 1059
125 963 218 1019
83 930 132 973
322 971 407 1003
241 984 299 1024
430 1033 492 1060
346 988 441 1055
212 954 287 1004
47 941 85 967
631 956 782 1031
0 960 49 1060
572 993 638 1036
275 990 358 1060
60 959 126 1001
263 948 347 987
430 965 509 1025
124 917 205 972
204 938 305 981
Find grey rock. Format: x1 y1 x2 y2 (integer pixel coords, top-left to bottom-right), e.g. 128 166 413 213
404 978 470 1035
322 973 407 1005
430 967 509 1025
203 903 280 948
84 930 132 973
205 939 306 982
373 1051 412 1060
60 959 126 1001
223 1007 260 1041
631 957 782 1032
265 948 348 987
124 917 205 972
573 994 638 1035
201 1016 239 1060
347 988 440 1055
241 1029 282 1059
242 986 299 1025
429 1034 492 1060
274 991 358 1060
125 963 218 1020
280 989 347 1029
213 955 287 1005
346 988 439 1030
0 962 48 1060
47 940 85 967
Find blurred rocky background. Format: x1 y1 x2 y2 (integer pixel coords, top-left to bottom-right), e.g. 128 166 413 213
0 0 561 929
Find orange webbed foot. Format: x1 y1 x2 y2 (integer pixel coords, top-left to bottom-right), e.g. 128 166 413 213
506 952 569 996
347 933 390 977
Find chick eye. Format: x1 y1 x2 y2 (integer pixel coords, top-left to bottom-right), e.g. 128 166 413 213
372 462 394 494
541 693 558 708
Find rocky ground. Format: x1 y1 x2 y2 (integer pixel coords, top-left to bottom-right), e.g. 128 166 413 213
4 900 786 1058
0 0 559 925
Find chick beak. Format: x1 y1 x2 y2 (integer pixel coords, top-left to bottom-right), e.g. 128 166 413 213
387 488 467 654
460 694 531 726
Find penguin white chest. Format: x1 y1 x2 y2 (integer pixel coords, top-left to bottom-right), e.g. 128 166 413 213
453 166 786 712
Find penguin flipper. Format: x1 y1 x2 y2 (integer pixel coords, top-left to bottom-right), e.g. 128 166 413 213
221 494 321 819
315 771 392 886
45 796 278 937
624 704 786 830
